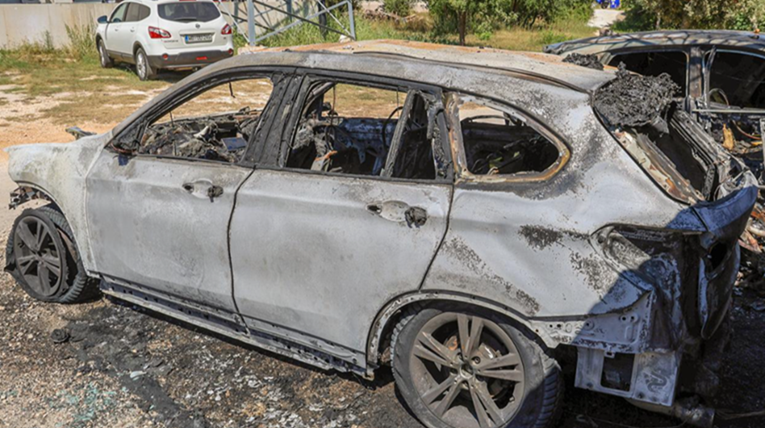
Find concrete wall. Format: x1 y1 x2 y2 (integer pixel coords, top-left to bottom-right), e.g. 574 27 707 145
0 3 113 48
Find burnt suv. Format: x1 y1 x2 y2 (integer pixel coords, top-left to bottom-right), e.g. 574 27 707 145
4 40 756 428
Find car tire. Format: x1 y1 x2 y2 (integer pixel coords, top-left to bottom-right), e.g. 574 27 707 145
134 47 156 81
6 205 99 303
391 304 563 428
98 39 113 69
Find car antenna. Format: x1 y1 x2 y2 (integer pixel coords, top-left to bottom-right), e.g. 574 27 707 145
229 82 236 98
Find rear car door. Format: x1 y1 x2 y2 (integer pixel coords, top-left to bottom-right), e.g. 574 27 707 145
105 2 131 57
86 70 287 316
229 74 453 359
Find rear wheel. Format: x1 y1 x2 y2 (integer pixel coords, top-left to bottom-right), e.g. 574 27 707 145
134 47 156 81
6 205 99 303
98 39 113 68
392 304 562 428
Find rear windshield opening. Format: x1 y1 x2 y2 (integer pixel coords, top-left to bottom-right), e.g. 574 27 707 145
159 2 220 22
594 65 738 203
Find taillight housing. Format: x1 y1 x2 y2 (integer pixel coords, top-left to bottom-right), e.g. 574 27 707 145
221 24 232 35
149 26 171 39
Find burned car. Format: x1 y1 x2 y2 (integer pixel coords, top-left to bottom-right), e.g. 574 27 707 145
4 40 757 428
545 30 765 176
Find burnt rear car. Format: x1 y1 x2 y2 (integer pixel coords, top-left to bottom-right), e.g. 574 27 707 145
4 40 757 428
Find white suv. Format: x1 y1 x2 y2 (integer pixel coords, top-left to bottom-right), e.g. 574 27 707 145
96 0 235 80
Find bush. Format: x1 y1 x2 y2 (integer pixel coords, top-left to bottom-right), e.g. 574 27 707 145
384 0 413 17
427 0 591 45
623 0 765 30
65 25 97 61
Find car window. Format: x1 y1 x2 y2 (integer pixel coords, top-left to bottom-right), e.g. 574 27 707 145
136 77 274 163
453 95 564 177
125 3 141 22
608 51 688 95
285 81 441 179
707 51 765 109
110 3 128 23
137 4 151 21
158 2 220 22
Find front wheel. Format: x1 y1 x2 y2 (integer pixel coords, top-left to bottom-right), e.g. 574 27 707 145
6 205 99 303
392 305 562 428
98 39 113 68
134 47 156 81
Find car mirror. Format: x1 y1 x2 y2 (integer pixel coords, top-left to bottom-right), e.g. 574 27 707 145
97 15 108 24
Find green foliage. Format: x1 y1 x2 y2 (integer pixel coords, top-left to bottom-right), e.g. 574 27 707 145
384 0 414 17
622 0 765 30
426 0 591 45
65 25 98 62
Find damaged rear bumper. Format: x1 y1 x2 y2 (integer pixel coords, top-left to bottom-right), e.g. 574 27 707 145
562 172 757 425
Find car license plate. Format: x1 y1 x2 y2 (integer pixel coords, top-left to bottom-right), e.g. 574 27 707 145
185 34 213 44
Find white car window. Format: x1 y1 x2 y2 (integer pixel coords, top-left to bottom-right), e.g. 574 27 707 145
110 3 128 23
158 2 220 22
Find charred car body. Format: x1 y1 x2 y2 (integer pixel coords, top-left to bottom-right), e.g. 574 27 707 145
545 30 765 178
4 40 757 428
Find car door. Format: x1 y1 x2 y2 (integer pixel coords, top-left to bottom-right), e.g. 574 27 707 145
229 74 453 359
105 2 130 58
122 2 141 50
86 71 286 316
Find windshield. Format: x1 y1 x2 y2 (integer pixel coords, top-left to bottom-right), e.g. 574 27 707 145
158 2 220 22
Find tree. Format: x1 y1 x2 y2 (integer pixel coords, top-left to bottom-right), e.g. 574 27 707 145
627 0 765 30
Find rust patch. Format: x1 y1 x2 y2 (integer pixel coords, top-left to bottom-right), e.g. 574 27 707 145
442 237 541 315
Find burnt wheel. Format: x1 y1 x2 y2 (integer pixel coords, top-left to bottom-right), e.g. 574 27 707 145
392 305 562 428
6 205 99 303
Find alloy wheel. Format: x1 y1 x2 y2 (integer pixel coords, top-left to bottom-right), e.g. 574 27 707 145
137 53 147 79
409 313 525 428
13 216 64 298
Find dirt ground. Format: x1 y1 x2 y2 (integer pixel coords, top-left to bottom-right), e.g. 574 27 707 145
1 76 765 428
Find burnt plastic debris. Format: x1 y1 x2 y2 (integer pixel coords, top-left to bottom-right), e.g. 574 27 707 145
594 63 680 128
563 53 604 70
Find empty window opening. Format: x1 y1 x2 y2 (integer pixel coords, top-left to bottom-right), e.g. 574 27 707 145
707 51 765 109
456 98 561 176
287 82 438 179
137 77 274 163
608 51 688 95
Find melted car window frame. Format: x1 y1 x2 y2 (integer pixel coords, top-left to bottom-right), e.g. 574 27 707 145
108 70 284 167
278 73 452 184
446 93 570 184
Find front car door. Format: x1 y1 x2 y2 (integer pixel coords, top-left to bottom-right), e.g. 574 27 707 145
86 70 288 317
229 73 453 364
105 2 130 58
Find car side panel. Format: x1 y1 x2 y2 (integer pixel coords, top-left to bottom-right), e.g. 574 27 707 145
422 104 692 318
230 170 452 353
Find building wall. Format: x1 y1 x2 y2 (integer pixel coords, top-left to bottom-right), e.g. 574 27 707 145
0 3 113 48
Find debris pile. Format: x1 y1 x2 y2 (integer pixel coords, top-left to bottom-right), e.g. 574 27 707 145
563 53 605 70
593 64 680 128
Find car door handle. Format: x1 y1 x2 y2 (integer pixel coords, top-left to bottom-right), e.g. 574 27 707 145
130 28 135 33
366 201 427 228
182 181 223 202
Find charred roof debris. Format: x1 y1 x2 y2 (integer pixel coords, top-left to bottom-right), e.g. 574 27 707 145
562 53 605 70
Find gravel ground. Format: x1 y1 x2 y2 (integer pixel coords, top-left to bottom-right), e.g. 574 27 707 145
0 180 764 428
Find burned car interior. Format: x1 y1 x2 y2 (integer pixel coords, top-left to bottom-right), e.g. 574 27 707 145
455 97 562 176
126 76 274 163
285 81 437 180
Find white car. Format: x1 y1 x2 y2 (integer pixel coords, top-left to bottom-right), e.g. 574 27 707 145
96 0 235 80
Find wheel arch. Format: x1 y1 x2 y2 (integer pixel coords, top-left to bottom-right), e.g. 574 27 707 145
133 42 144 57
365 291 556 370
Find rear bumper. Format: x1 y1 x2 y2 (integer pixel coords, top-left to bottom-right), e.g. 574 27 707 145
147 49 234 70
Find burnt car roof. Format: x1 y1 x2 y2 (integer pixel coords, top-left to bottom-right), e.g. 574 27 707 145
113 40 616 138
544 29 765 55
